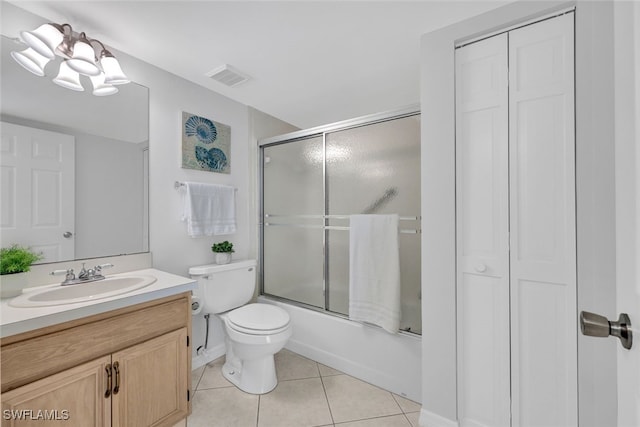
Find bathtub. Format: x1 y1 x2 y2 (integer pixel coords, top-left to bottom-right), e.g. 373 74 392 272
258 296 422 403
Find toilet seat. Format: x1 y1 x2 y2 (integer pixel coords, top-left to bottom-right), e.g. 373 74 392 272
226 303 290 336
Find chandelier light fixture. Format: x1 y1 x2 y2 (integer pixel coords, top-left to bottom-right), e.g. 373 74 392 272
11 23 130 96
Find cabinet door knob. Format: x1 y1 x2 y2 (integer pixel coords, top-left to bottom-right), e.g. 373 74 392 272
475 264 487 273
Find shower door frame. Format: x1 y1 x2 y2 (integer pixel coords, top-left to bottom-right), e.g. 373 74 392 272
258 105 421 330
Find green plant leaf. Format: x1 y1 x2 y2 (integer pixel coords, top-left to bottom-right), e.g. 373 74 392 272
211 240 234 253
0 245 43 275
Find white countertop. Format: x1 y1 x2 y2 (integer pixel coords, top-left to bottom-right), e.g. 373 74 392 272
0 268 196 339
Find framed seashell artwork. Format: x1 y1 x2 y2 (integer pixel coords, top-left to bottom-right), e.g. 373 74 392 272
181 111 231 173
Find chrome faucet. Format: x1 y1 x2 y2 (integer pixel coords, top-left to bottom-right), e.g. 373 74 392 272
51 263 114 286
77 262 95 280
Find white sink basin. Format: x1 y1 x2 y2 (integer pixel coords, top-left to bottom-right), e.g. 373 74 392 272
9 275 157 307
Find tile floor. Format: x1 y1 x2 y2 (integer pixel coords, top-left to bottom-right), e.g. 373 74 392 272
189 349 421 427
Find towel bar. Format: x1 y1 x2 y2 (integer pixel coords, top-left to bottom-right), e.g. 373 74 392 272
264 214 420 221
263 223 421 234
175 181 237 191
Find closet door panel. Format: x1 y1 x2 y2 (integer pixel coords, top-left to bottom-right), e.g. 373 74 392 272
455 33 510 427
513 95 571 269
509 13 576 427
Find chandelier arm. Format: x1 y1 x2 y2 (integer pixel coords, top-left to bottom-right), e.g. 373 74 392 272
87 38 114 58
50 23 73 36
51 24 76 58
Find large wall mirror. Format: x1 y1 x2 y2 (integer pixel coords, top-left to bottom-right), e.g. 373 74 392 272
1 35 150 264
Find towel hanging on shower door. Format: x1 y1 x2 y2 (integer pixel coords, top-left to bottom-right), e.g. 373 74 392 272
348 214 401 334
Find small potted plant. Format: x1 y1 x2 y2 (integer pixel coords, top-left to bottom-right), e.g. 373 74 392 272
211 241 234 265
0 244 43 298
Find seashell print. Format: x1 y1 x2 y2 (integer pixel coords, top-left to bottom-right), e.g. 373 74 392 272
195 146 228 171
185 115 217 144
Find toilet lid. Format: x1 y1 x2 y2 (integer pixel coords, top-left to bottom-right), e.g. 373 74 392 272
227 303 290 333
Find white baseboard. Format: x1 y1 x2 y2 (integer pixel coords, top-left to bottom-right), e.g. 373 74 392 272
419 409 459 427
285 337 418 402
191 343 225 370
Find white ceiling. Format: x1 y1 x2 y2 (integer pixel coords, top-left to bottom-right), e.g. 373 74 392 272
7 1 509 128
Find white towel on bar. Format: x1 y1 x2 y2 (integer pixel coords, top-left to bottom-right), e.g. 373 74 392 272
348 214 401 334
181 182 236 237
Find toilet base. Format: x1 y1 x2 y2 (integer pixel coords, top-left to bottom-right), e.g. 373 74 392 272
217 309 292 395
222 354 278 395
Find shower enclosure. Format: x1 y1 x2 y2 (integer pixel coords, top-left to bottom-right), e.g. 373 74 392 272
259 108 422 334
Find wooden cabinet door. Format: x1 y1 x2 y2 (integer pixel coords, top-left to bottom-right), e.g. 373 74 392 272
1 355 111 427
111 328 188 427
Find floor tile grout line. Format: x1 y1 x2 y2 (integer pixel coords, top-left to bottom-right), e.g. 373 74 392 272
196 384 235 391
318 363 336 426
402 412 413 426
333 412 410 426
279 374 322 382
256 394 261 427
191 349 418 426
190 366 205 399
193 366 205 390
391 392 413 414
390 392 422 415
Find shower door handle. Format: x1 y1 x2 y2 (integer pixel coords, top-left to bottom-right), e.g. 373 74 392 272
580 311 633 350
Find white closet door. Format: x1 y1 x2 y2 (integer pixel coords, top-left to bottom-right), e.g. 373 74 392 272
455 33 510 427
508 14 576 427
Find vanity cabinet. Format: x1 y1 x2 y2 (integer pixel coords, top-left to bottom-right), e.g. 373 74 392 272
1 355 111 426
1 292 192 427
111 328 188 426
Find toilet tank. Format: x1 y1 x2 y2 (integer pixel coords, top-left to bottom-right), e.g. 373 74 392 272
189 259 257 314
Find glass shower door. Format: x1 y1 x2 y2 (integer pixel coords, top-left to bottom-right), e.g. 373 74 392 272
325 115 422 333
261 111 422 334
262 136 325 308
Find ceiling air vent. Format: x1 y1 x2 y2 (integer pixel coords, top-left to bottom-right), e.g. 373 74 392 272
206 64 250 87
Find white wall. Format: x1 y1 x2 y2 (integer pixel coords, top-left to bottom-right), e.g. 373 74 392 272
118 62 296 279
613 2 640 426
122 57 296 358
420 1 617 425
75 135 146 259
124 62 251 276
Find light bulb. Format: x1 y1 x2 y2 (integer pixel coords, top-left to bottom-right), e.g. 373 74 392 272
90 73 118 96
10 47 50 76
101 56 129 85
66 39 100 76
20 24 63 59
53 61 84 91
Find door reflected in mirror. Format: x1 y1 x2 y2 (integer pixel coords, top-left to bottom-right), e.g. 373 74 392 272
1 35 149 264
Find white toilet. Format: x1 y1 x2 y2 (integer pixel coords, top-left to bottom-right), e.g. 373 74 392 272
189 259 291 394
